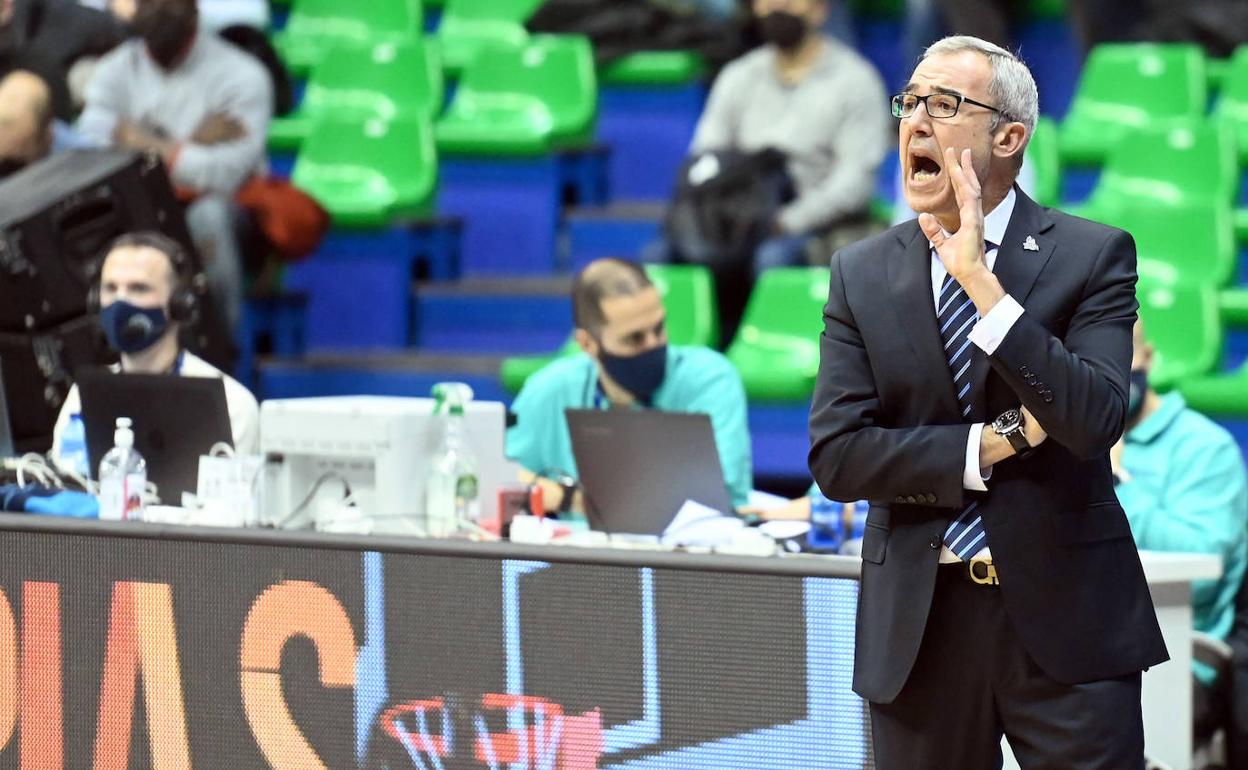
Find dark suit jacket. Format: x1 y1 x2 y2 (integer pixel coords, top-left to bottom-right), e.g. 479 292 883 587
808 188 1168 704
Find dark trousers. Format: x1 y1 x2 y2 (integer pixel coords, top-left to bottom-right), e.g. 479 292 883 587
869 564 1145 770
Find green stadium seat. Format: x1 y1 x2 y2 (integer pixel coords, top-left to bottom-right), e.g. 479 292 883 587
291 116 437 229
269 39 443 152
1079 118 1238 215
1027 116 1061 208
499 264 720 393
436 35 597 156
1024 0 1066 19
1223 288 1248 328
1136 278 1223 391
273 0 423 76
726 267 830 403
600 50 705 86
1214 46 1248 163
436 0 543 76
848 0 903 19
1059 44 1207 166
1179 363 1248 417
1091 200 1237 288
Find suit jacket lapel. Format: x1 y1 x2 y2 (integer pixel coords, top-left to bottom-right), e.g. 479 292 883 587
966 188 1058 419
887 223 962 416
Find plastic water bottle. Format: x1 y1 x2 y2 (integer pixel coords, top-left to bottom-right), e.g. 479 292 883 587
59 413 91 478
425 384 479 537
807 493 843 552
839 500 871 556
97 417 146 521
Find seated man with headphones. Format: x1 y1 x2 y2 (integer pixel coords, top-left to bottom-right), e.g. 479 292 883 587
50 230 259 461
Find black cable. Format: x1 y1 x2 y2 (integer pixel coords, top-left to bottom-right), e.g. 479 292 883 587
276 472 352 529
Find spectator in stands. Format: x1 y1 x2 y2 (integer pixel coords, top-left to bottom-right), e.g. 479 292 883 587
0 69 92 177
0 0 126 113
51 231 259 459
506 258 752 514
648 0 888 344
684 0 889 272
77 0 272 334
1114 318 1248 736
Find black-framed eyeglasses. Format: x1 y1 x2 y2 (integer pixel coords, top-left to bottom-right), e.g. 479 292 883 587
890 91 1002 119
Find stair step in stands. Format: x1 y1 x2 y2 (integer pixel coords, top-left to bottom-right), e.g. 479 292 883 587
565 201 666 272
258 351 511 403
411 276 573 355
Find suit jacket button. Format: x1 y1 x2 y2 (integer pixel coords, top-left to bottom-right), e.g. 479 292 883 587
1043 393 1054 403
894 496 904 503
905 495 917 503
929 538 940 549
1019 365 1030 375
925 494 937 504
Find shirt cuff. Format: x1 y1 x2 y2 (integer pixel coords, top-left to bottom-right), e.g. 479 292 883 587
964 423 990 491
968 294 1024 355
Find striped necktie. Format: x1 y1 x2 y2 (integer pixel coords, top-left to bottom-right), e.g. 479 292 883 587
937 270 986 559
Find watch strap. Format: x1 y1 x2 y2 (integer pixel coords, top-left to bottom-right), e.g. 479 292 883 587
1003 427 1031 456
557 479 578 513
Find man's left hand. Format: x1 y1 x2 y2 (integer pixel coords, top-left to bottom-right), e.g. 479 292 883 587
920 147 1005 315
919 147 987 283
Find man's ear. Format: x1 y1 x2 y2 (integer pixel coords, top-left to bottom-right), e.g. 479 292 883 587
993 121 1028 163
573 328 597 357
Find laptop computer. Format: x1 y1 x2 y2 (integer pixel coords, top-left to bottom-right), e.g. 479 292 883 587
76 369 232 503
0 358 14 458
565 409 734 536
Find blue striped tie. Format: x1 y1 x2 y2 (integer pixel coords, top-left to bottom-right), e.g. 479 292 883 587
937 272 987 559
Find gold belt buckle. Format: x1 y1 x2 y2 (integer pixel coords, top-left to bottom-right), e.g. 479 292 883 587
969 557 999 586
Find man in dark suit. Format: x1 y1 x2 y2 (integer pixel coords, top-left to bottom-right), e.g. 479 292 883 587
808 35 1168 768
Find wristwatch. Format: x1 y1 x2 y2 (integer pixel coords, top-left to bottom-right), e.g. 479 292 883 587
992 408 1033 459
553 474 579 514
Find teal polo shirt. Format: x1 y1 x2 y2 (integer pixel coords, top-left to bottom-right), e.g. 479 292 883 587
506 345 753 508
1119 392 1248 683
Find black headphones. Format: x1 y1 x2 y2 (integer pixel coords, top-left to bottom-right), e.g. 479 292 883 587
86 230 201 324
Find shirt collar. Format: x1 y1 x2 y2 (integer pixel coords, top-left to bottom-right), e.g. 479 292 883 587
927 186 1016 251
1127 391 1187 445
982 187 1016 250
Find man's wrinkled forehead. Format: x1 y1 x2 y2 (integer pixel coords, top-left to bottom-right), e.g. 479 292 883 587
906 51 991 99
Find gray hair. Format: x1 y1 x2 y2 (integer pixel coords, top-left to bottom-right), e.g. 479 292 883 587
922 36 1038 140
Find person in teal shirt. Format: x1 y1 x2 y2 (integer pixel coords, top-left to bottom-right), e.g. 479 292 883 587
506 258 753 514
1112 319 1248 695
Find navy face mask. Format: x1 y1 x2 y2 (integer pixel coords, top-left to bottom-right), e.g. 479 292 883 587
598 343 668 403
758 11 808 51
1127 368 1148 422
99 300 169 353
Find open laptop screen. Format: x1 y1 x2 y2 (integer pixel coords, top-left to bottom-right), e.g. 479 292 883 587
566 409 733 535
76 369 231 502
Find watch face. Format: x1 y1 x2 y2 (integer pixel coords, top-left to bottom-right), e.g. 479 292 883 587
994 408 1022 433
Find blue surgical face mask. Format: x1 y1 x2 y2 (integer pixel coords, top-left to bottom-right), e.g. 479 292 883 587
597 343 668 404
99 300 169 353
1127 368 1148 422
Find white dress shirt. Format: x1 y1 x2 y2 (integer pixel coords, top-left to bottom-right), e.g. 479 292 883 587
927 188 1026 562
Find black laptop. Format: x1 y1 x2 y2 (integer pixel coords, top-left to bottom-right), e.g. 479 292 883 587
565 409 734 535
76 369 232 503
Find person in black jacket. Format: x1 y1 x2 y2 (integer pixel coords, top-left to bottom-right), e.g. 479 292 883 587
808 35 1167 768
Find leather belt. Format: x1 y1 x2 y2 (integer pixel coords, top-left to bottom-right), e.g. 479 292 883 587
940 556 999 587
